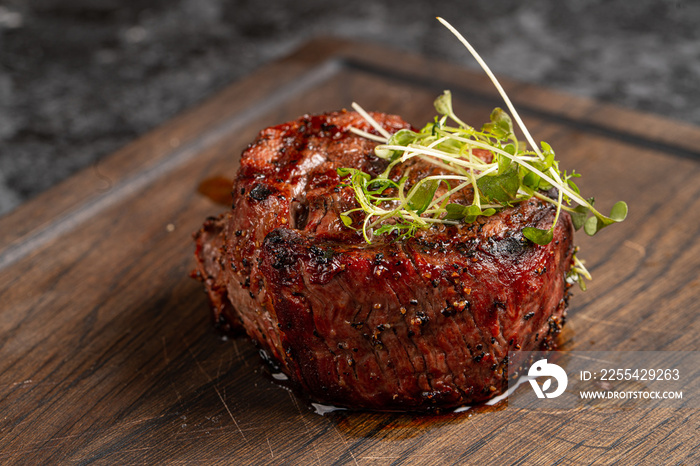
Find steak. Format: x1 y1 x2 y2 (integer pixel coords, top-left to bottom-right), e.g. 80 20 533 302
192 110 574 411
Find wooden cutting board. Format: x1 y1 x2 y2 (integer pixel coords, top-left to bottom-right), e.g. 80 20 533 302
1 37 699 464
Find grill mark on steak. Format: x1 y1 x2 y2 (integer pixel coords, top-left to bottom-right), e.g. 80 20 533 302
193 110 575 411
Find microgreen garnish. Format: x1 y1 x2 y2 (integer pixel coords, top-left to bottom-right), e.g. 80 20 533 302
338 18 627 288
568 250 592 291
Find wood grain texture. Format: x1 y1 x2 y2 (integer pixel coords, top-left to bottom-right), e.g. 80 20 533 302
1 37 699 464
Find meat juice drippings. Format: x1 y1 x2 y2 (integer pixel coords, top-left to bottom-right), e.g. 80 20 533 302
198 176 234 206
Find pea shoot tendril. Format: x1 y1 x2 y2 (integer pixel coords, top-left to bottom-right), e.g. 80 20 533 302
337 17 627 289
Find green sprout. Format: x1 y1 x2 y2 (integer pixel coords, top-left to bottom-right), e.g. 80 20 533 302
338 18 627 289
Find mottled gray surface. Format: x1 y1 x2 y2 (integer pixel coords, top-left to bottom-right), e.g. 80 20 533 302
1 0 698 217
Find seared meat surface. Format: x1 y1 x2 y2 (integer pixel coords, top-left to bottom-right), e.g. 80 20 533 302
193 110 574 411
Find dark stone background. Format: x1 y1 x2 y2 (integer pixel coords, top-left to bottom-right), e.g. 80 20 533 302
1 0 698 217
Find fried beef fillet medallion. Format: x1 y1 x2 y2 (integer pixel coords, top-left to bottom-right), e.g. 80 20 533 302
192 110 574 412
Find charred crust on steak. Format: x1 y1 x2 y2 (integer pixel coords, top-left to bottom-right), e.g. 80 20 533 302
248 183 274 201
193 110 575 411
